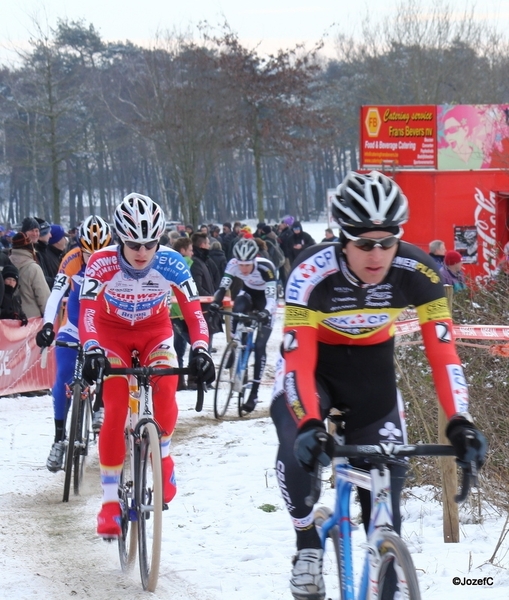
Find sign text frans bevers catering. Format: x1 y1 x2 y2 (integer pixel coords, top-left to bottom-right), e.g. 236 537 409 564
361 105 437 168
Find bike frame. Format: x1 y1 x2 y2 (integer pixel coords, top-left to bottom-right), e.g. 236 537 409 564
313 427 468 600
232 322 256 393
318 447 396 600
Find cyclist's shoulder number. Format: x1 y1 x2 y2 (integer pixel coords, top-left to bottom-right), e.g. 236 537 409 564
81 276 100 300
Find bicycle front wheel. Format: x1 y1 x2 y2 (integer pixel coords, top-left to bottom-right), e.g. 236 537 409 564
73 388 91 495
376 532 421 600
137 421 163 592
118 429 138 572
63 383 82 502
214 340 238 419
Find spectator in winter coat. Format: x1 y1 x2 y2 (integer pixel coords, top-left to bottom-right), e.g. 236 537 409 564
220 222 236 257
45 225 68 281
209 240 227 276
321 227 339 242
439 251 467 292
66 227 79 251
190 233 223 352
429 240 447 266
34 218 55 289
285 220 315 266
0 264 28 325
261 225 286 271
9 232 50 318
277 215 295 287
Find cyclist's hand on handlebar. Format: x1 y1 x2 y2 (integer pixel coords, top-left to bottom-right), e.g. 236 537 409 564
294 421 335 473
257 309 271 326
36 322 55 348
446 414 487 470
189 347 216 385
209 302 221 313
83 347 109 384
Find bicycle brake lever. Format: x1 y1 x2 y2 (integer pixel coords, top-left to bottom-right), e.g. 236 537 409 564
454 465 472 503
195 381 207 412
305 460 323 508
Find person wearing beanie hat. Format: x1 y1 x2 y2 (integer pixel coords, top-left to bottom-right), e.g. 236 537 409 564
46 225 68 278
286 220 315 265
439 250 466 291
21 217 40 241
35 217 51 238
49 224 66 246
33 218 56 289
12 232 32 249
9 230 50 318
281 215 295 227
1 263 28 325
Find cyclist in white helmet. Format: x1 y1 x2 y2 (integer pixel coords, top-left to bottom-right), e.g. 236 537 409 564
36 216 112 471
78 193 215 538
210 237 277 414
271 171 487 600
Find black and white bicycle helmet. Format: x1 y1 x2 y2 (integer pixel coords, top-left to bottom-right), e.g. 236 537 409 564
332 171 409 229
78 215 112 253
233 238 259 262
114 193 165 243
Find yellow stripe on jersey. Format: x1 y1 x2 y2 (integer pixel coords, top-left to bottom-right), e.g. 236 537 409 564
416 297 451 323
285 306 316 327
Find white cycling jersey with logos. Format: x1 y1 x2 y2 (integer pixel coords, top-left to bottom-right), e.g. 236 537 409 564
220 257 277 313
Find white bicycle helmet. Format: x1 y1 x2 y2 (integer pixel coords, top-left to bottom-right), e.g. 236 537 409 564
332 171 409 229
78 216 112 253
233 238 258 262
114 193 165 243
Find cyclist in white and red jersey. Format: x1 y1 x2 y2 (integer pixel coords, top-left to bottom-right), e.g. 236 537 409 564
270 171 487 600
210 237 277 414
78 193 215 538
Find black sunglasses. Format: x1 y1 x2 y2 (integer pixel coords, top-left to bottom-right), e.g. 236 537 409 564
342 229 401 252
124 240 159 251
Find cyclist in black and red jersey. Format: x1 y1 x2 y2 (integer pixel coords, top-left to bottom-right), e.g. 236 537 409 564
270 171 487 600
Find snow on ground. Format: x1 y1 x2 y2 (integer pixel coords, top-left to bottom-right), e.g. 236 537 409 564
0 221 508 599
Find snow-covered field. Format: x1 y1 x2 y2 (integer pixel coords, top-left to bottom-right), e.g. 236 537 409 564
1 221 507 599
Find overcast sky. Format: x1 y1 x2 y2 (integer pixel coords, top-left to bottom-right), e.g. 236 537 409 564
1 0 508 63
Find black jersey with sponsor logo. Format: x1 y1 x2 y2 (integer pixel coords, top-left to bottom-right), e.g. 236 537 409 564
282 241 468 428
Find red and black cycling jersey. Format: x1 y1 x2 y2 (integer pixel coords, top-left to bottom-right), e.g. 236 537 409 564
282 241 469 428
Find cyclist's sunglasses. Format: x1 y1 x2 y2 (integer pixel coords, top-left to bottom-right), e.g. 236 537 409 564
124 240 159 251
342 228 402 252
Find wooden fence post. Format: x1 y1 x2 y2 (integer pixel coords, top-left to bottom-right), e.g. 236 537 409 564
439 284 460 542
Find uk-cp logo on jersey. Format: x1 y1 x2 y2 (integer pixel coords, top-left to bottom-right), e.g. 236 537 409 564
298 263 317 279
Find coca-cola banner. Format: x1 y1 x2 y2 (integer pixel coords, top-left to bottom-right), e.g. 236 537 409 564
0 318 56 396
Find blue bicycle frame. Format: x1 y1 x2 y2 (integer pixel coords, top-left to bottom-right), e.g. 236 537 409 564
232 325 256 393
318 455 395 600
312 429 469 600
